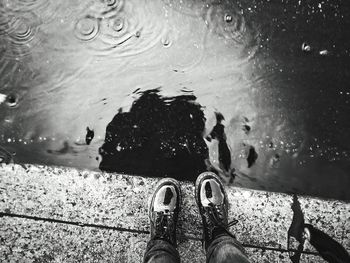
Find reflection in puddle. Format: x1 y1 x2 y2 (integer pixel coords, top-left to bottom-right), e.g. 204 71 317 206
205 112 236 184
246 145 258 168
0 0 350 200
85 127 94 145
99 89 208 180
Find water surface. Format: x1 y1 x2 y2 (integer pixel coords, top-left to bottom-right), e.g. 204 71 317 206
1 0 350 200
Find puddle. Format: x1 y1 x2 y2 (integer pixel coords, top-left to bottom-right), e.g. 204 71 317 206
0 0 350 200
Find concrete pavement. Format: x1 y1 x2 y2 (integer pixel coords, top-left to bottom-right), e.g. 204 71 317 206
0 164 349 262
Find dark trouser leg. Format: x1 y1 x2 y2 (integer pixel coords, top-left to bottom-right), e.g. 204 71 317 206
206 235 251 263
144 239 181 263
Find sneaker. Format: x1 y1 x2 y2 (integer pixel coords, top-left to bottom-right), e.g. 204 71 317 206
148 178 182 246
195 172 237 250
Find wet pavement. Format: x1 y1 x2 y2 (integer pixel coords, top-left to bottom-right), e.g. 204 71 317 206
0 0 350 200
1 164 349 262
0 165 350 263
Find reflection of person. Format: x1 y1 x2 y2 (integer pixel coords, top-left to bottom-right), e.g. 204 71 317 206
205 112 237 184
206 112 231 172
143 172 250 263
303 224 350 263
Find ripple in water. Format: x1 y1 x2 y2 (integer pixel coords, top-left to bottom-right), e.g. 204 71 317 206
111 17 124 32
5 93 19 108
164 0 259 60
1 0 50 12
204 2 259 59
74 16 100 42
206 7 246 44
0 13 13 35
89 0 124 19
75 0 164 58
161 35 172 48
101 15 131 43
0 12 41 59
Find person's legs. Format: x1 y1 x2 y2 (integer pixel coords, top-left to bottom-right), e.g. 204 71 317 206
195 172 251 263
143 178 182 263
144 239 180 263
206 235 250 263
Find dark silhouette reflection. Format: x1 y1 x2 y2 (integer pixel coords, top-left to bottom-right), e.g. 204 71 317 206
247 145 258 168
206 112 231 171
85 127 94 145
287 194 305 263
99 88 208 181
205 112 237 184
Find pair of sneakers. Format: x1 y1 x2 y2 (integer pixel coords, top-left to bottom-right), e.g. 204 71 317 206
148 171 236 250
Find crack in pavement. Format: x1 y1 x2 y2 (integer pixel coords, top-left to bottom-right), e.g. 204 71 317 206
0 211 320 256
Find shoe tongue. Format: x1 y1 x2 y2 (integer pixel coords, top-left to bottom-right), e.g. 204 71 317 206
164 187 173 205
154 186 177 212
205 182 213 198
201 180 224 207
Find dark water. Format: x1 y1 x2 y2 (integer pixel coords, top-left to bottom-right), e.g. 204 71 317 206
99 89 209 180
1 0 350 200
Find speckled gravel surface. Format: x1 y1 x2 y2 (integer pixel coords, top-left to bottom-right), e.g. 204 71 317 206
0 164 348 262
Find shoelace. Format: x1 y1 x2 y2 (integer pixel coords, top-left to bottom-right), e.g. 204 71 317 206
205 202 238 240
154 211 175 241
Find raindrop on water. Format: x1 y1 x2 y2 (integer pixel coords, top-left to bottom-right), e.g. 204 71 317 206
301 42 311 52
319 49 329 56
161 35 172 48
5 94 19 108
111 17 124 32
206 3 257 57
225 14 233 22
74 16 100 42
1 12 41 59
90 0 124 19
